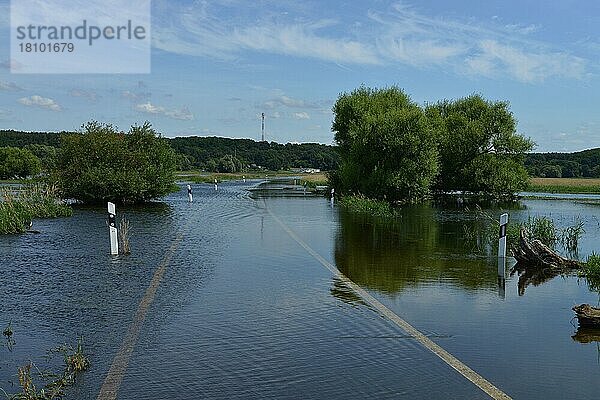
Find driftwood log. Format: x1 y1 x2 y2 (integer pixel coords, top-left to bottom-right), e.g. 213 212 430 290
573 304 600 328
510 228 581 295
512 228 580 269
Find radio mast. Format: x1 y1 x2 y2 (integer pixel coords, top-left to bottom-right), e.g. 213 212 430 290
261 112 265 142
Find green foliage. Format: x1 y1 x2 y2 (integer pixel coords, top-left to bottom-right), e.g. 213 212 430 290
0 147 41 179
54 121 177 204
175 153 194 171
0 130 62 148
170 136 339 172
338 195 399 218
523 216 557 248
1 338 90 399
0 184 72 235
560 217 585 254
24 145 58 173
332 86 438 203
583 252 600 291
216 154 243 173
526 148 600 178
426 94 534 200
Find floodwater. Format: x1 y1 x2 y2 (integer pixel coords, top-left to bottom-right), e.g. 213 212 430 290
1 180 600 399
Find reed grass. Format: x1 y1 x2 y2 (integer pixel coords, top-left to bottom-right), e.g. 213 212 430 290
0 184 72 235
1 338 90 400
464 208 584 256
583 252 600 291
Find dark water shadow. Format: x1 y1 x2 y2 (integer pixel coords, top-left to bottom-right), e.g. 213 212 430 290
510 263 572 296
333 204 501 295
572 327 600 344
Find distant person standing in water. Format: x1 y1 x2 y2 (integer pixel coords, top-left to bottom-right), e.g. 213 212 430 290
187 184 193 202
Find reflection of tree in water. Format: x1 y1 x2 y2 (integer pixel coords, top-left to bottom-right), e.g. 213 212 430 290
333 205 497 295
510 264 574 296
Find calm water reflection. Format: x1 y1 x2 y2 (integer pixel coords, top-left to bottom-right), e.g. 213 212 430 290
335 205 498 294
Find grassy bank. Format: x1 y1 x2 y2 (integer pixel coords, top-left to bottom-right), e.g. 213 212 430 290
528 178 600 194
0 184 72 234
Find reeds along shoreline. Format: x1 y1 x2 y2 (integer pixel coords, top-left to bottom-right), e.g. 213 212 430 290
0 184 72 234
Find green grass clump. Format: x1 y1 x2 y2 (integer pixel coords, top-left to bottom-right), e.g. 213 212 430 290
1 338 90 400
339 195 399 218
0 184 72 235
583 252 600 291
523 215 557 248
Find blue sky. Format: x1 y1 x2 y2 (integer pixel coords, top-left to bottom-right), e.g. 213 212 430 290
1 0 600 151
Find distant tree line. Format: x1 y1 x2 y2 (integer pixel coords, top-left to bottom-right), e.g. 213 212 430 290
525 149 600 178
169 136 339 172
1 130 339 173
0 129 61 147
3 122 599 187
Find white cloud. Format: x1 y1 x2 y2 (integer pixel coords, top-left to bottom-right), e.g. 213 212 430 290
135 102 165 114
123 90 151 102
135 102 194 121
0 81 23 91
0 59 25 71
18 95 62 111
504 24 540 35
165 107 194 121
369 3 585 82
293 112 310 120
232 23 379 65
70 89 98 102
466 40 585 82
152 2 378 64
151 1 587 83
265 95 318 109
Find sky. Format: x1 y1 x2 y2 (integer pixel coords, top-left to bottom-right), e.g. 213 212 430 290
1 0 600 152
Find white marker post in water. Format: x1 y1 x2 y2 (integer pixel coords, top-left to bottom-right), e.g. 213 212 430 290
498 213 509 258
497 213 509 299
243 176 246 183
214 178 218 191
108 202 119 256
330 188 335 206
187 184 193 203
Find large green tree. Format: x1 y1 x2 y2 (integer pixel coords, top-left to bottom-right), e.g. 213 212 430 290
426 95 534 199
55 122 177 204
0 147 41 179
24 144 58 172
331 86 438 203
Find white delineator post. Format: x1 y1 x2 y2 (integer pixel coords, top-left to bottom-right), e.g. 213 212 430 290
330 188 335 206
214 178 218 191
498 213 508 258
108 202 119 255
187 184 193 202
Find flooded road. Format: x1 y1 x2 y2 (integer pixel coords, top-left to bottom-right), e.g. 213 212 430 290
1 181 600 399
